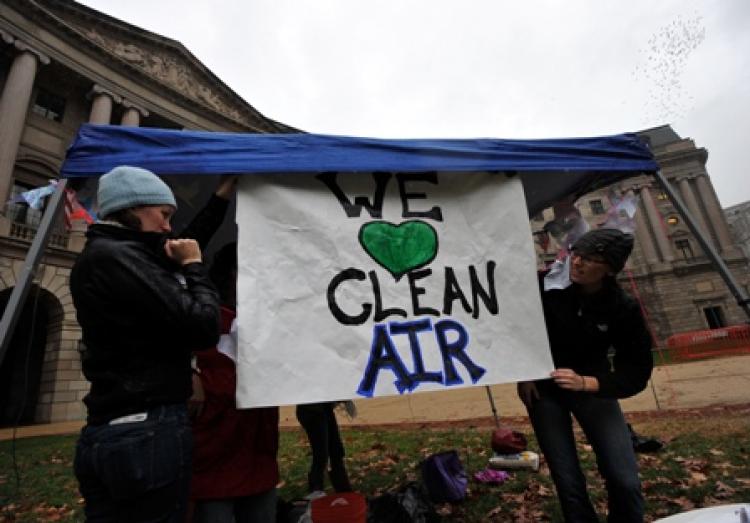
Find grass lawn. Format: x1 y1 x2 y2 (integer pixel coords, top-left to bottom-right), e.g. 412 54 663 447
1 404 748 522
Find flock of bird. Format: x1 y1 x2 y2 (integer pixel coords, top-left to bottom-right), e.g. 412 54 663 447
632 14 706 124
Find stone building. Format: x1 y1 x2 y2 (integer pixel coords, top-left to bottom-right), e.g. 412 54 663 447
533 125 750 344
725 201 750 262
0 0 292 425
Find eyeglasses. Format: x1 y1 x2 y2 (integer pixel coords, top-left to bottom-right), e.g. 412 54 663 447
571 252 608 266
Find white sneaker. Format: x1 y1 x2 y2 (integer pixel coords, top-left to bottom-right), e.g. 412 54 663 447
303 490 326 501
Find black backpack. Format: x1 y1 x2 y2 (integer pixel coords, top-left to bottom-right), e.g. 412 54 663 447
368 483 440 523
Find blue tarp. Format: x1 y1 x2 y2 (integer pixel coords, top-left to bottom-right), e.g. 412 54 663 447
60 124 658 215
61 124 657 176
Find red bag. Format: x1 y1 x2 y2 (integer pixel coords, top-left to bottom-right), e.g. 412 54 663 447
491 427 527 454
310 492 367 523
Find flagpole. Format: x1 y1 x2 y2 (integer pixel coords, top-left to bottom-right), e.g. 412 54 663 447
0 179 68 369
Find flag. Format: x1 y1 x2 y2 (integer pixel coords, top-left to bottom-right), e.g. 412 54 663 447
7 181 57 209
64 188 94 228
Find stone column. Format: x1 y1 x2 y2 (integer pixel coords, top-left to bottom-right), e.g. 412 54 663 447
678 177 713 250
0 40 50 210
66 219 88 253
640 186 674 262
120 100 149 127
88 85 121 124
634 207 659 264
695 174 734 252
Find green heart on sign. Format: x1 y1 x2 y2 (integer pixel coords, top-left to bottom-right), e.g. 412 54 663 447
359 220 439 279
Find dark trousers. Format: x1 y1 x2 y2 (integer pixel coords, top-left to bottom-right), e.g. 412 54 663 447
527 386 644 523
295 402 351 493
74 404 192 522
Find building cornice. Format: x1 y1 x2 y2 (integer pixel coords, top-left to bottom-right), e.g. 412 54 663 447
3 0 294 133
653 146 708 170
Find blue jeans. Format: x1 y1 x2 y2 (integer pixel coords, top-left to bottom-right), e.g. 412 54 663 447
193 489 277 523
527 385 644 523
74 404 192 522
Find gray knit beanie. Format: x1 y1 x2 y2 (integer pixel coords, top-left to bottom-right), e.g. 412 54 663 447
571 228 634 273
97 165 176 218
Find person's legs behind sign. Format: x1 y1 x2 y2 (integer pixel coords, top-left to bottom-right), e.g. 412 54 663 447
325 404 352 493
296 402 331 494
296 401 353 496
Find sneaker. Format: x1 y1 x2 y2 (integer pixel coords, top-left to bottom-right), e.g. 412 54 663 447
303 490 326 501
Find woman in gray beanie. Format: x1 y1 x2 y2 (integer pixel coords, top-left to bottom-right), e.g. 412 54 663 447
518 228 653 523
70 166 235 522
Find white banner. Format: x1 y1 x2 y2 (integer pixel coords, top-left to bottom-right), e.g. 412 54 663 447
236 172 553 408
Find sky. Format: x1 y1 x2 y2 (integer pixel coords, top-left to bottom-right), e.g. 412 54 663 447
78 0 750 207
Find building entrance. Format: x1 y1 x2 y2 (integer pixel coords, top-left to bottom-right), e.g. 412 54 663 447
0 287 48 426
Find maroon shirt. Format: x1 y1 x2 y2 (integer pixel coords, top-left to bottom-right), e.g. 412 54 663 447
190 307 280 499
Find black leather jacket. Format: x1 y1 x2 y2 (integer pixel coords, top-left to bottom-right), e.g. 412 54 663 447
71 196 227 424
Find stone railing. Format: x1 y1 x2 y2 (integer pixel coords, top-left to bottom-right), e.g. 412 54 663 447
0 214 85 252
8 220 68 248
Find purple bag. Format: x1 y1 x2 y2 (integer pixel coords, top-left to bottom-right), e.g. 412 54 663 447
420 450 468 503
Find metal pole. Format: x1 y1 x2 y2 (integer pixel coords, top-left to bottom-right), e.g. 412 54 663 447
0 179 68 368
649 378 661 411
652 170 750 320
485 385 500 427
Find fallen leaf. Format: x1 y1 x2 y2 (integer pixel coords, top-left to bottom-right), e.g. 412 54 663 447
688 471 707 485
714 481 735 498
537 484 553 497
668 496 695 511
642 477 671 490
436 503 453 516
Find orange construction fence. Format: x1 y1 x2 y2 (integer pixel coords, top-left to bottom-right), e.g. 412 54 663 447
665 324 750 361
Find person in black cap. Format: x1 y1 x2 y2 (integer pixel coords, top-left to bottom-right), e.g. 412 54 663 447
518 228 653 523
